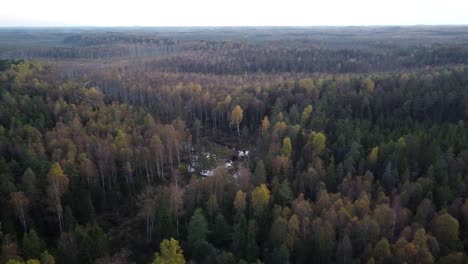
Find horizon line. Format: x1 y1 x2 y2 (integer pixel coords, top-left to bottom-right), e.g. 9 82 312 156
1 24 468 28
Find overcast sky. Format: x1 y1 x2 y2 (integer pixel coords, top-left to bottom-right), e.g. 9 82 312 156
1 0 467 27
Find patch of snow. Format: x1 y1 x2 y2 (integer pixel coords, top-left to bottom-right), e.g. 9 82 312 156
188 165 195 173
238 150 250 157
224 161 233 168
200 170 214 177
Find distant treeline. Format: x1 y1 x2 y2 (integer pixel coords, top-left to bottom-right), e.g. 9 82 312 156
1 28 468 74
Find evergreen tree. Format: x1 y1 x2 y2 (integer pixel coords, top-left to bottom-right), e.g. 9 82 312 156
21 229 44 260
187 208 209 255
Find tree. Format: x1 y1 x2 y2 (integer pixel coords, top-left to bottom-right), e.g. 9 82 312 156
276 180 293 206
21 168 37 200
286 214 300 250
137 186 156 241
6 260 40 264
437 252 465 264
215 251 236 264
300 105 313 125
153 238 185 264
21 229 44 260
336 235 352 264
232 215 248 259
234 190 247 215
270 216 288 248
10 191 29 232
46 162 69 233
252 184 270 215
432 213 461 253
168 183 184 238
79 155 97 187
271 244 290 264
368 146 378 166
311 219 336 263
246 219 259 262
272 155 290 178
311 132 326 155
261 116 271 135
373 238 391 261
252 160 267 186
193 118 202 145
281 137 292 158
381 162 396 192
363 78 375 93
206 194 219 223
151 135 165 179
374 204 396 239
187 208 208 254
89 223 109 259
74 225 94 263
212 213 231 247
231 105 243 136
40 251 55 264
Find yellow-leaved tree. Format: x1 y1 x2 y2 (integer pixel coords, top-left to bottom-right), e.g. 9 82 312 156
252 184 270 216
153 238 185 264
231 105 243 136
281 137 292 158
47 162 69 233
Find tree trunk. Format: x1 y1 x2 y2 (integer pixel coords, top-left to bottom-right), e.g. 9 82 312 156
145 159 151 185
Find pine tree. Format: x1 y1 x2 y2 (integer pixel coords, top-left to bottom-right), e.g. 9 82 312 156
252 160 267 186
187 208 208 254
22 229 44 260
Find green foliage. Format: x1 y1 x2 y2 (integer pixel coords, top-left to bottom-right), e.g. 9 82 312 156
73 223 109 263
25 260 40 264
21 229 44 260
271 244 290 264
40 251 55 264
252 160 267 186
212 213 231 247
336 235 352 264
187 208 209 254
232 214 248 259
373 238 391 260
5 259 40 264
246 220 259 262
432 213 461 254
2 31 468 264
5 260 23 264
275 180 293 206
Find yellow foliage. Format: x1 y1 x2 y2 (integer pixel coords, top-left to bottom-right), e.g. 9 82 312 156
252 184 270 211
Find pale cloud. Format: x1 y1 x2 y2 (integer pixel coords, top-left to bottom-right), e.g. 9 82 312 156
0 0 467 27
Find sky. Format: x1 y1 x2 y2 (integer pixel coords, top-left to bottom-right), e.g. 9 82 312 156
0 0 467 27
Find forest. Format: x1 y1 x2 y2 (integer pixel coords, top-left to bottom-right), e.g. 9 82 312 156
0 26 468 264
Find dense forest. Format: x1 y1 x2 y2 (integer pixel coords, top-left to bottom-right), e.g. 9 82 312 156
1 27 468 264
